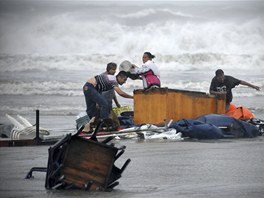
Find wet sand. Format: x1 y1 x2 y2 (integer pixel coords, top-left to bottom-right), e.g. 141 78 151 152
1 137 264 198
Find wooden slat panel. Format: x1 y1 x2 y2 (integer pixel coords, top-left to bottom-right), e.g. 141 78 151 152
134 89 168 124
134 88 225 124
61 166 105 190
60 137 117 190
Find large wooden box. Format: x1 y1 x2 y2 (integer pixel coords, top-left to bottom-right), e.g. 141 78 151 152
134 88 225 125
60 137 118 190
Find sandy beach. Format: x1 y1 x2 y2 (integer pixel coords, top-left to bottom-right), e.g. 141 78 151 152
1 137 264 198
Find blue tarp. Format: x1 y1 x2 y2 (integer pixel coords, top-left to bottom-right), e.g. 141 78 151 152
170 114 260 139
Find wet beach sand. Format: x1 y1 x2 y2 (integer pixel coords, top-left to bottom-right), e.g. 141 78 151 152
1 137 264 198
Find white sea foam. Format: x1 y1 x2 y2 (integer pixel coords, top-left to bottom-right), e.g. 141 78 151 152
0 80 83 96
0 104 84 116
112 8 194 19
0 1 264 122
0 78 263 97
0 1 263 72
0 53 263 72
0 2 263 56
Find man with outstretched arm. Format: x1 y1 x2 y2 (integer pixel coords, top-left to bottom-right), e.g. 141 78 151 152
209 69 260 111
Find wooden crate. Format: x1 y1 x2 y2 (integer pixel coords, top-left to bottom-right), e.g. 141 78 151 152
24 131 130 191
134 88 225 125
60 137 118 190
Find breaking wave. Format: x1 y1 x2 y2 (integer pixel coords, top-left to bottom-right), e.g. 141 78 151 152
0 79 263 97
1 53 264 72
0 1 264 57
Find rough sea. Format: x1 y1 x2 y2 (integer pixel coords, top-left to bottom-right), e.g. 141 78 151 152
0 1 264 197
0 0 264 134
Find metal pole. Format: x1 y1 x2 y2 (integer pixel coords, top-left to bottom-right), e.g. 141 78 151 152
35 109 40 144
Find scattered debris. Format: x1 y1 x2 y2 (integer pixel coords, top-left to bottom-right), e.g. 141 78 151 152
5 114 50 140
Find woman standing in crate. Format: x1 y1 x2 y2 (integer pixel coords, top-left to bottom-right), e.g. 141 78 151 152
130 52 161 90
83 69 133 125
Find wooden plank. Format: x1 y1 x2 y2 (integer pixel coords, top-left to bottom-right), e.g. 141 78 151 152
0 138 59 147
0 139 36 147
61 166 105 190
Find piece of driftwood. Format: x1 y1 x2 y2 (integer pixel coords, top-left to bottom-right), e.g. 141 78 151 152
25 121 131 191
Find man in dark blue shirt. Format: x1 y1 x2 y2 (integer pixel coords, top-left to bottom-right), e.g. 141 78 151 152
210 69 260 110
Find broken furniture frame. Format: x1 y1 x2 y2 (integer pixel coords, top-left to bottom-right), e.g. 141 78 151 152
25 121 131 191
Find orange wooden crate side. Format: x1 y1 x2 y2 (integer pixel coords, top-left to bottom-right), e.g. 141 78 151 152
167 91 184 121
133 91 145 124
167 91 225 120
191 96 214 118
134 89 167 125
134 89 226 124
174 92 185 121
174 93 225 120
181 94 194 120
150 91 167 124
167 91 177 122
216 96 226 114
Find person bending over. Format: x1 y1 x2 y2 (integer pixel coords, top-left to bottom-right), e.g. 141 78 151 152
83 70 133 122
209 69 260 110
